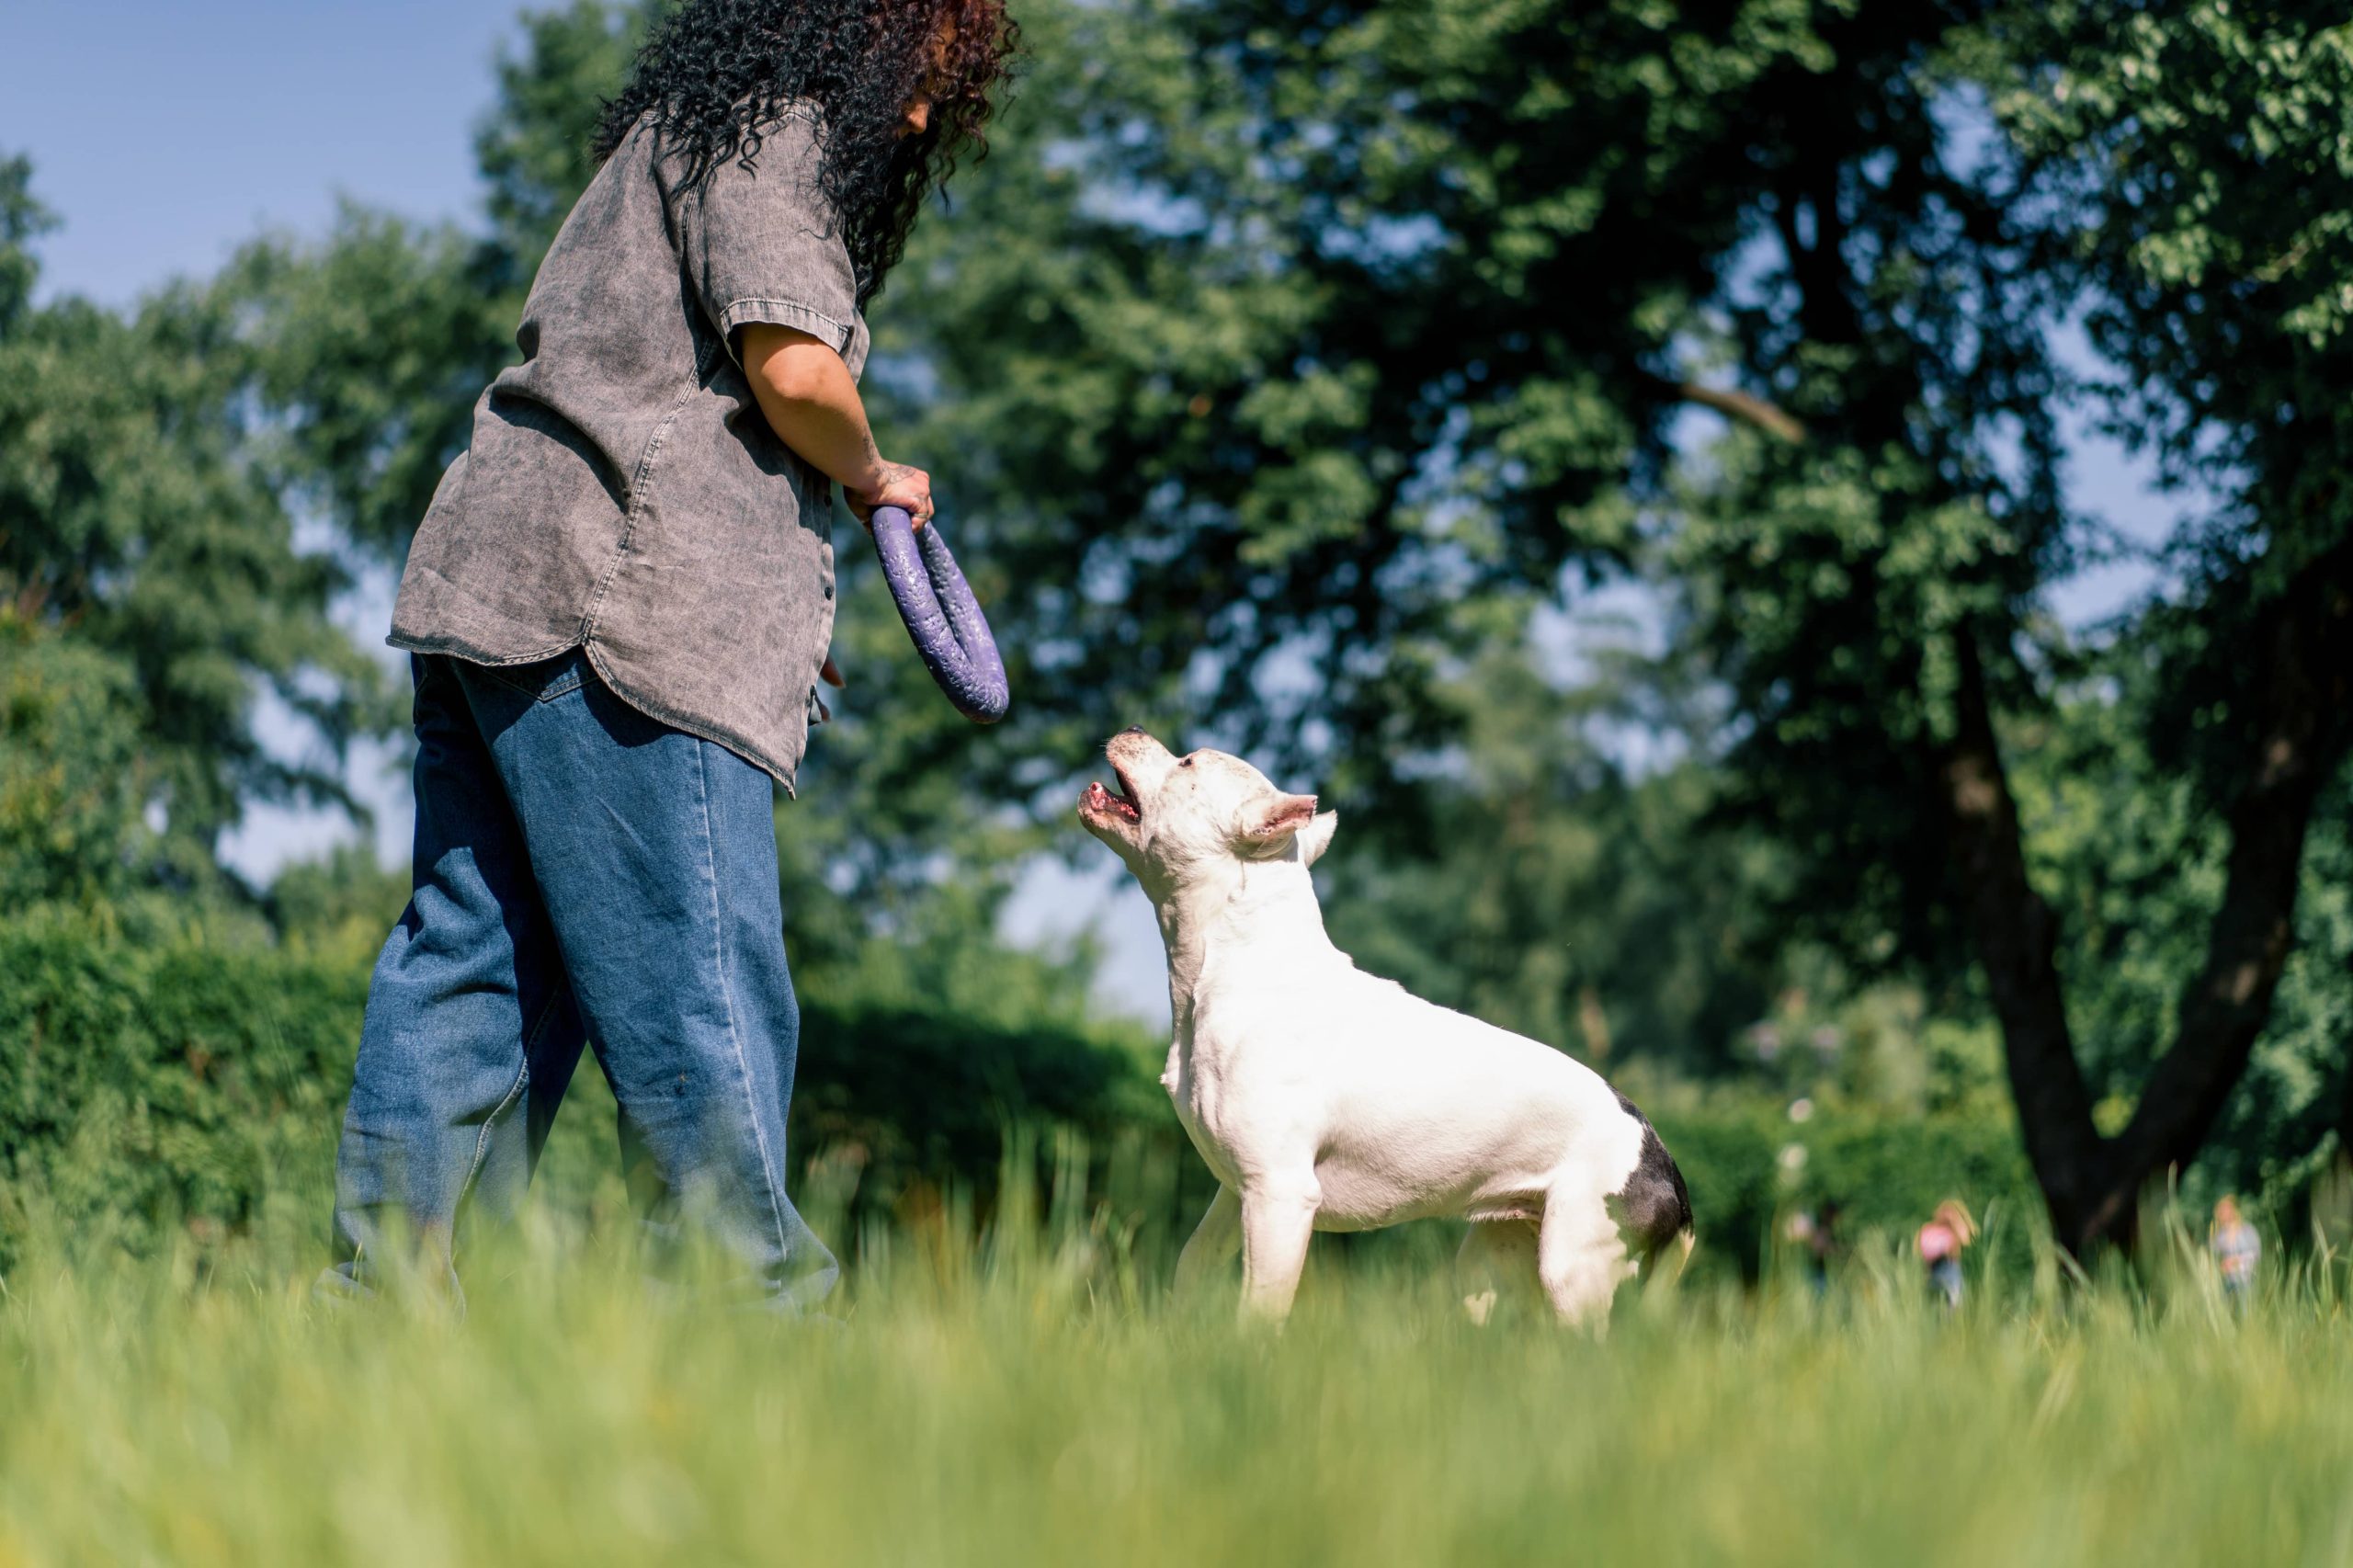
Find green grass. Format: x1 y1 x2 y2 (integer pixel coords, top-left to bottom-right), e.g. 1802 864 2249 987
4 1165 2352 1568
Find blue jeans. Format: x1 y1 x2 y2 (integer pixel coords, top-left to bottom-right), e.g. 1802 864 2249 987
324 650 836 1309
1929 1256 1963 1309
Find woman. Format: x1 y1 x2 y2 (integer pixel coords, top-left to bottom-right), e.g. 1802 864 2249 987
324 0 1019 1310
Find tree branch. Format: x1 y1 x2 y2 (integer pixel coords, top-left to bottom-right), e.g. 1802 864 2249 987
2094 545 2353 1238
1647 375 1810 445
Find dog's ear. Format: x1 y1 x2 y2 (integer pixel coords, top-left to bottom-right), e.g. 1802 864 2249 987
1238 791 1318 848
1297 809 1339 868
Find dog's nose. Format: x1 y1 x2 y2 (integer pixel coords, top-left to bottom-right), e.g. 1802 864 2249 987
1120 724 1146 735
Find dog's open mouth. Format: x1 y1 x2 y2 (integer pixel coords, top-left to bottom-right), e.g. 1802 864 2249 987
1083 761 1143 824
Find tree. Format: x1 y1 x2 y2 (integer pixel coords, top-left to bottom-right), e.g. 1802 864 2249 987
1670 3 2353 1253
888 0 2351 1250
176 0 2353 1251
0 617 149 907
1313 631 1787 1082
0 156 390 891
1999 678 2353 1220
881 0 2010 802
1958 3 2353 1247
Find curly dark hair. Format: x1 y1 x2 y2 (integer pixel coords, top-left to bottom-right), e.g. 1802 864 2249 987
594 0 1019 307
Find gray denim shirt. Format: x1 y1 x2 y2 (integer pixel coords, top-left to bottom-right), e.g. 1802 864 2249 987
389 108 869 792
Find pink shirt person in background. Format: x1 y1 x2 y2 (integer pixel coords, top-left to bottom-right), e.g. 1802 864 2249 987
1916 1199 1975 1309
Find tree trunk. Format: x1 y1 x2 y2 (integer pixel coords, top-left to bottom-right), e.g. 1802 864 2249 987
1935 546 2352 1258
1932 629 2110 1251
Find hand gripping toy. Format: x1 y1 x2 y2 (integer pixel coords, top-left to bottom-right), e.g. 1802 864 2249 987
867 505 1008 724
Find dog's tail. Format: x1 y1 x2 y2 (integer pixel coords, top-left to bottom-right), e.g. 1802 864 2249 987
1662 1226 1698 1284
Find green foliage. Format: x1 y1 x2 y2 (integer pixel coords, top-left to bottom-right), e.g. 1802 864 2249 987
0 153 49 330
263 844 414 963
1643 1097 2039 1284
788 996 1167 1223
1789 1111 2041 1283
1996 2 2353 803
1723 966 2014 1120
5 858 2045 1286
1316 635 1787 1080
477 1 654 281
0 615 152 905
7 0 2350 1274
2007 684 2353 1214
874 0 2020 799
0 156 393 886
0 903 363 1259
2002 6 2353 482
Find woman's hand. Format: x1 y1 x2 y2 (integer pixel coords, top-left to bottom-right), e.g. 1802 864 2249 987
846 461 934 529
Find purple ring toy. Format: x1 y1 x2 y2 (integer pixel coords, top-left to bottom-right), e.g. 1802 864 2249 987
869 505 1009 724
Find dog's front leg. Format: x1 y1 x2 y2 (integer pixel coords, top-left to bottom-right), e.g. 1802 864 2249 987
1174 1185 1241 1296
1237 1179 1318 1322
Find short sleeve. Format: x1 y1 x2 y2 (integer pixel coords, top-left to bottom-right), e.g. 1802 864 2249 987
666 110 869 378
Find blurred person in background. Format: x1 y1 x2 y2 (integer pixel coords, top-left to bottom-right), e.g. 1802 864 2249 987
1783 1199 1841 1295
1915 1199 1974 1310
2211 1195 2260 1304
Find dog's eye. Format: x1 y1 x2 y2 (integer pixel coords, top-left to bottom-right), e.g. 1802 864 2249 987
1181 756 1195 768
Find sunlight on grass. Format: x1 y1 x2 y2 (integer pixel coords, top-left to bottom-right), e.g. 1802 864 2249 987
4 1159 2352 1567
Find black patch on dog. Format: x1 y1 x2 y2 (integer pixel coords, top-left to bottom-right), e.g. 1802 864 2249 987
1609 1089 1693 1263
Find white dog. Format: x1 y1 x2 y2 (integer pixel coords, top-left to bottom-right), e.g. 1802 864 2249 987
1079 728 1691 1325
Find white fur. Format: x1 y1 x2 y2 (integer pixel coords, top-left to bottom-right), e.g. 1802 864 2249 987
1078 730 1664 1325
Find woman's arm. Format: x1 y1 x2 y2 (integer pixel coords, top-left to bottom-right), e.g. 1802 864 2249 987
739 323 931 524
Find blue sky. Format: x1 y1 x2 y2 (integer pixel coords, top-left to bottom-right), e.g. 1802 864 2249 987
6 2 2197 1024
6 0 521 305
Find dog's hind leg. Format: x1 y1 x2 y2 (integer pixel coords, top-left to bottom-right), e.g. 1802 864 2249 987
1173 1185 1241 1296
1536 1190 1632 1331
1456 1219 1539 1326
1238 1179 1319 1322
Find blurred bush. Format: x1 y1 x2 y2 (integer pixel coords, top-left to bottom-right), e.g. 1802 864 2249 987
3 881 2042 1290
0 616 153 908
0 892 1172 1267
0 903 359 1259
1651 1101 2040 1288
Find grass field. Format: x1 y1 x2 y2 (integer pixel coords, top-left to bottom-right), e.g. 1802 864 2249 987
4 1165 2352 1568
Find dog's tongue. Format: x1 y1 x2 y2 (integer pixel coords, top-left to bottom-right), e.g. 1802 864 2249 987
1083 779 1138 819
